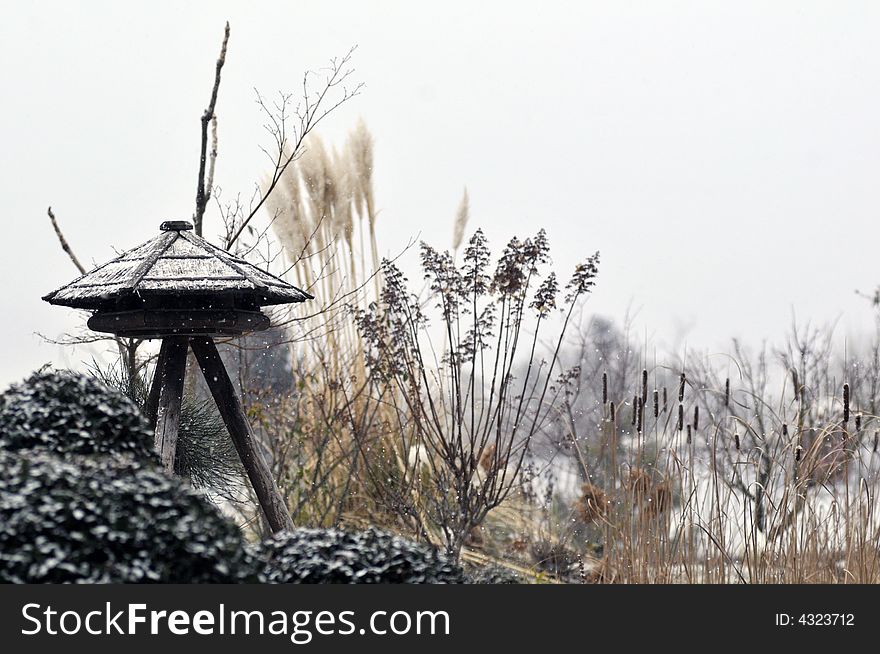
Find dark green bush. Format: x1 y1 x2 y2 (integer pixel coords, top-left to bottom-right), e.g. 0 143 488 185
251 527 464 584
0 369 466 585
464 563 523 584
0 448 256 583
0 370 154 459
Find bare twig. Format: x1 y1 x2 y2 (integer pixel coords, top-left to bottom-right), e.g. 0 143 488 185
44 207 146 394
195 22 230 236
46 207 85 274
224 47 363 250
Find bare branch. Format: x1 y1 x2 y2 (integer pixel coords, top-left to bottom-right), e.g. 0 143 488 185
205 115 219 209
46 207 86 274
194 21 230 236
224 47 363 250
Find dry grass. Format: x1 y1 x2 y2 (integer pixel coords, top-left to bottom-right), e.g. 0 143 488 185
230 122 880 583
564 360 880 584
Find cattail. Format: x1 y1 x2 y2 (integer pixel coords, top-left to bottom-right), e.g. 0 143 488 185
795 445 802 462
637 397 644 433
678 373 686 402
677 403 684 432
843 383 850 424
609 401 616 422
873 431 878 453
631 395 638 426
855 412 862 432
641 369 648 404
686 424 692 445
791 369 800 401
653 389 659 418
734 432 741 450
782 423 788 437
602 371 608 404
693 405 699 432
724 378 730 407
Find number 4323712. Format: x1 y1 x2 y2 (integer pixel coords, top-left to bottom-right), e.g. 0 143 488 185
776 614 854 626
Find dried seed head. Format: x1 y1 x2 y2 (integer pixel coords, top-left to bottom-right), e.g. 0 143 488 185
734 432 741 450
452 187 469 251
662 387 668 411
693 405 699 432
677 403 684 432
678 373 686 402
653 389 659 418
641 369 648 404
631 395 638 426
609 401 616 422
791 369 800 401
637 397 644 434
843 383 850 424
686 424 692 445
575 483 610 525
874 431 879 453
855 412 862 432
724 378 730 407
782 423 789 437
795 445 802 462
602 371 608 405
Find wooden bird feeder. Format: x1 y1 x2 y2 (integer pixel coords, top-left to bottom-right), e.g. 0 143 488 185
43 220 311 533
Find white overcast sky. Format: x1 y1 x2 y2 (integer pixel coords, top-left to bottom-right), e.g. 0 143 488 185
2 1 879 387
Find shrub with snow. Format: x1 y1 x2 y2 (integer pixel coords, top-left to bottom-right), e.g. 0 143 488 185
464 563 523 584
0 448 256 583
251 527 464 584
0 370 154 459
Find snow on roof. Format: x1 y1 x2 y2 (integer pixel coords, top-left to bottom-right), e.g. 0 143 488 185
43 221 313 310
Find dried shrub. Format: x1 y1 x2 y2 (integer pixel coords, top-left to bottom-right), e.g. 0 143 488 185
251 527 464 584
626 468 671 518
0 370 154 459
353 230 600 559
626 467 653 497
0 448 255 583
643 481 672 518
575 483 610 524
530 539 581 578
465 525 485 547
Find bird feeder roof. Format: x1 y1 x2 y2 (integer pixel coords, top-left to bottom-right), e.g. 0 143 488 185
43 221 312 310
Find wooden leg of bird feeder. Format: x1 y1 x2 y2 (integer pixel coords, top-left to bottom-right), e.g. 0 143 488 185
144 338 172 428
190 336 294 534
153 336 188 473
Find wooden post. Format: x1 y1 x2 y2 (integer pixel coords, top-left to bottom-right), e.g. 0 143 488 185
153 336 188 473
190 336 294 533
144 339 171 428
